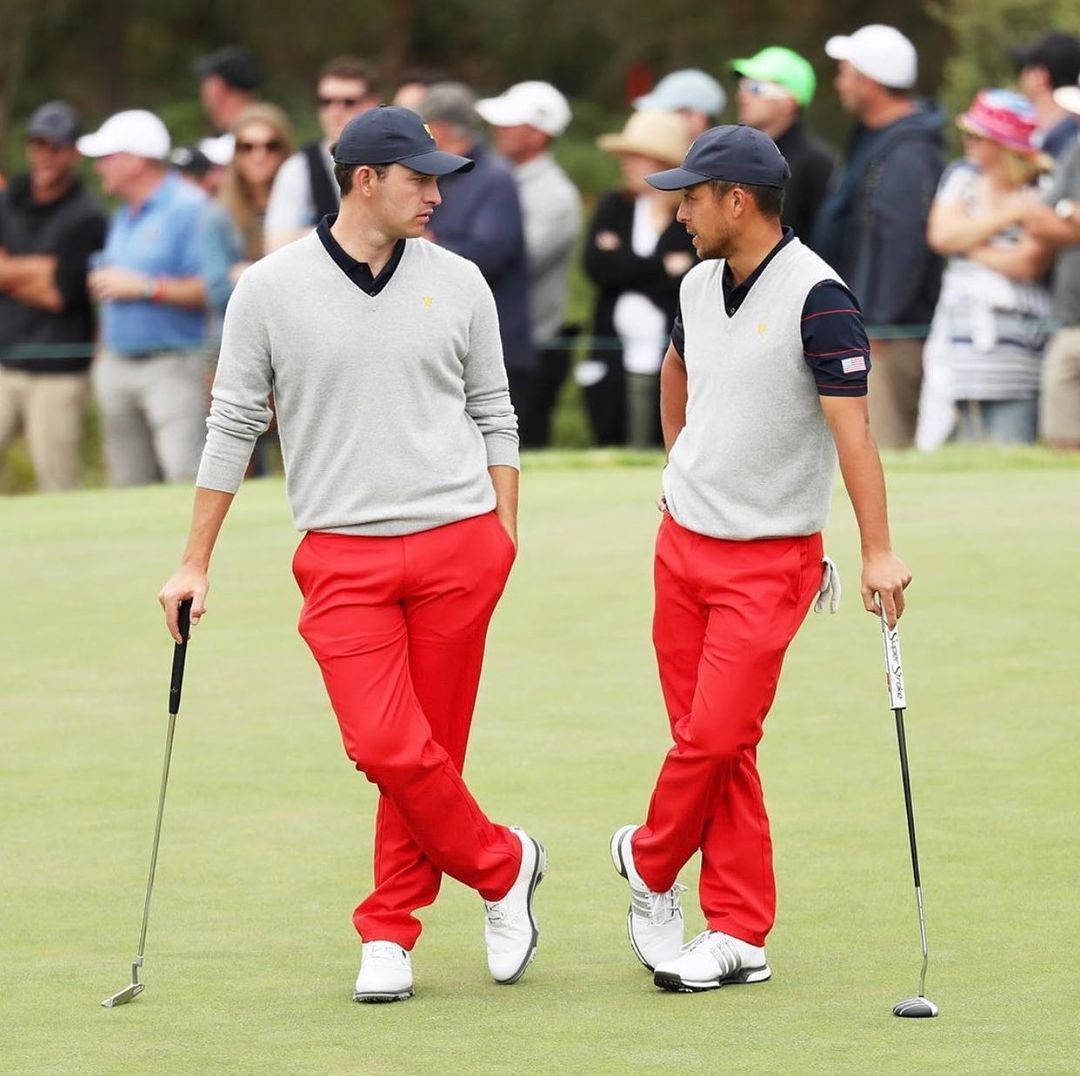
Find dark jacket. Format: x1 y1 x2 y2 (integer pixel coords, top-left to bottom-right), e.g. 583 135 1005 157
0 174 106 373
775 121 836 251
430 142 533 373
582 189 696 445
814 101 946 328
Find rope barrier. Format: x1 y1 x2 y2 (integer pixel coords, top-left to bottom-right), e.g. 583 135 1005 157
1 326 940 363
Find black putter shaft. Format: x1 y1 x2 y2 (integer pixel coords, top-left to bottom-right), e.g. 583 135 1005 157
102 598 192 1008
878 600 938 1017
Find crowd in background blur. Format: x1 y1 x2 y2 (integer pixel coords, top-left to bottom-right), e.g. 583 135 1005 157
2 25 1080 492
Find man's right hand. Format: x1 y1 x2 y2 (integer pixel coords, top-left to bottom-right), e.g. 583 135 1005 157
158 567 209 643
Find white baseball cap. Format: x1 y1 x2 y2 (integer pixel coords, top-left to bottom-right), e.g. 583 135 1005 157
826 24 918 90
476 81 572 137
77 109 171 160
198 132 235 166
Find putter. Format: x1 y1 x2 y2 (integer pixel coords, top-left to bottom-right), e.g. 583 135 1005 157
877 598 939 1019
102 598 192 1008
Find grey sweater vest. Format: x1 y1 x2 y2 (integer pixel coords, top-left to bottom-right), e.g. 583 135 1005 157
197 233 519 535
663 238 839 540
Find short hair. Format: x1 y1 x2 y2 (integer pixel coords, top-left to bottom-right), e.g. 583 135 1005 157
330 148 389 197
318 56 379 96
709 178 785 219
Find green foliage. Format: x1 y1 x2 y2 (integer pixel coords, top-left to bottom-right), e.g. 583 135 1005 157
931 0 1080 122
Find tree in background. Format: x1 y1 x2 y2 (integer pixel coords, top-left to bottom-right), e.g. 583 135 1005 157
931 0 1080 125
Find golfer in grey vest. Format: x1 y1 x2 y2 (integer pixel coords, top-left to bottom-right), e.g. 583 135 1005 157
609 126 912 993
159 107 545 1003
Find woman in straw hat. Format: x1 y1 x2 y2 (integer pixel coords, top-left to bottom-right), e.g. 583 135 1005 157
918 89 1053 448
580 110 696 447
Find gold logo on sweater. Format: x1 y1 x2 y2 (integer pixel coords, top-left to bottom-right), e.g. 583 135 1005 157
422 296 434 308
757 322 767 335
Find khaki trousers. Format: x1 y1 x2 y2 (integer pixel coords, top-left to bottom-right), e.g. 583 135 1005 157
1040 327 1080 447
0 366 89 491
868 337 926 450
92 349 207 486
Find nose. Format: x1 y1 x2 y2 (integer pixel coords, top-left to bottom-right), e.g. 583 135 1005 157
426 179 441 207
676 200 689 224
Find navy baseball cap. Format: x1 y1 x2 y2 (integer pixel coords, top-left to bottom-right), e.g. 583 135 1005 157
333 106 474 175
27 101 80 146
646 124 790 191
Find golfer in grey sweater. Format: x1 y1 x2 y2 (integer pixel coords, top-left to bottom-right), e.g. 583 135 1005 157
159 107 546 1003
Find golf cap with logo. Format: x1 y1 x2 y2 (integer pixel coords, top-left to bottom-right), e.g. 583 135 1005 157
476 81 572 137
27 101 81 146
77 110 171 160
645 124 790 191
825 24 917 90
333 105 474 175
730 47 817 107
633 69 727 117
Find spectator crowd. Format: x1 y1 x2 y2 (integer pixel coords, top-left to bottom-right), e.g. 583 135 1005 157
2 26 1080 491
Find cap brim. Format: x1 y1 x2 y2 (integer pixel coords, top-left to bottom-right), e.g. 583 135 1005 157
75 133 116 158
27 129 75 146
645 166 711 191
632 92 662 111
1053 85 1080 116
824 35 854 61
476 98 529 128
398 149 475 176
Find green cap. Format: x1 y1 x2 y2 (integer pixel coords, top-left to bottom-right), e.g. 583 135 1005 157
730 47 817 107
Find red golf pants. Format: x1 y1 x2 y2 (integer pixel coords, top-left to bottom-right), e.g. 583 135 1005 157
632 513 823 947
292 511 522 950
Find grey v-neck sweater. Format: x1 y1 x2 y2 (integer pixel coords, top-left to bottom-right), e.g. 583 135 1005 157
197 233 519 535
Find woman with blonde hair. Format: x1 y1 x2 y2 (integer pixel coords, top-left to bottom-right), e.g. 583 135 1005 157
919 90 1053 447
199 103 294 474
200 103 295 339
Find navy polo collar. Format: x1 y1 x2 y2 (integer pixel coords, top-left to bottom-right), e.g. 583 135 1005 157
316 214 406 296
721 226 796 316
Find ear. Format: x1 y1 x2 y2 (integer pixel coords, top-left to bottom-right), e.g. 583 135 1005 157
354 165 378 196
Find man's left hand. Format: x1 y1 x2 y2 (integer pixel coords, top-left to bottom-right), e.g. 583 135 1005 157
861 551 911 629
88 266 151 302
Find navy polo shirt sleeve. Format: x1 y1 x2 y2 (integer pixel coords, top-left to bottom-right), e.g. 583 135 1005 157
670 303 685 358
801 280 870 396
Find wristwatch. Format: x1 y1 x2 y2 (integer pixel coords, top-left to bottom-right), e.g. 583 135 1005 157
140 276 155 300
1055 198 1076 221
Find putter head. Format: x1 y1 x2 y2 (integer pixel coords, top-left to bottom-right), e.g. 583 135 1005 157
101 981 144 1007
893 995 939 1018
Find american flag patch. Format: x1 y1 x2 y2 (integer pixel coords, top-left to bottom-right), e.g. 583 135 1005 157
842 355 868 373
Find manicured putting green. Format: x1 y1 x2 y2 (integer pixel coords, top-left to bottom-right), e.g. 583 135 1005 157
2 447 1076 1073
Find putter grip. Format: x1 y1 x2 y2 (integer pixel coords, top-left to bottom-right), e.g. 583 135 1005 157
169 599 192 716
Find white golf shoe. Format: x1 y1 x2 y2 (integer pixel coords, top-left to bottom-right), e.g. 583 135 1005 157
353 941 414 1003
610 824 685 971
483 826 547 984
653 930 771 993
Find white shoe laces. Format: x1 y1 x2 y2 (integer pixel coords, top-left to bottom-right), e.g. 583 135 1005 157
681 930 740 975
365 941 405 963
630 881 686 926
483 898 507 925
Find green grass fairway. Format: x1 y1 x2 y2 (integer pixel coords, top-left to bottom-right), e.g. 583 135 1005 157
3 448 1078 1074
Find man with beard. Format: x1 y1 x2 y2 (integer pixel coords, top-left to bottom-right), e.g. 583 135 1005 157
608 125 911 994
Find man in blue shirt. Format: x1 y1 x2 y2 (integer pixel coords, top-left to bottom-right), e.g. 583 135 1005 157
79 110 208 486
